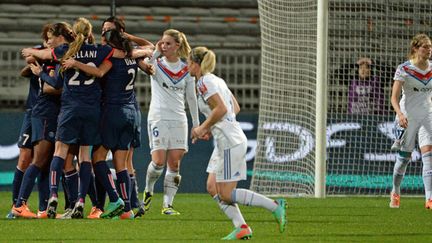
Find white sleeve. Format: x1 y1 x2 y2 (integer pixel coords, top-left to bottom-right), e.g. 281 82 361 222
185 75 200 127
393 64 406 82
201 77 218 101
148 50 160 64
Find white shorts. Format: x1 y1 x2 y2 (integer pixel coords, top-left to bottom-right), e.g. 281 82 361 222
147 120 188 153
206 147 219 174
400 113 432 152
207 141 247 182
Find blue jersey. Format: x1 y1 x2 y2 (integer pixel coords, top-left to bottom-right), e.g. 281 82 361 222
32 60 61 118
25 44 44 110
102 57 138 105
53 43 113 108
25 73 40 110
41 61 63 90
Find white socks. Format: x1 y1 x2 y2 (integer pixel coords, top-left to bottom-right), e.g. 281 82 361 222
392 155 410 195
422 152 432 201
231 188 277 212
163 169 180 208
213 194 246 228
145 161 164 193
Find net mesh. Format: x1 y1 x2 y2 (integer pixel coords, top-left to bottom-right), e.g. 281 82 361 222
252 0 431 196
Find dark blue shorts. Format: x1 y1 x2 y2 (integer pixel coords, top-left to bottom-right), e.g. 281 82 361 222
131 103 142 148
31 116 57 144
101 103 136 150
56 106 101 145
17 110 33 149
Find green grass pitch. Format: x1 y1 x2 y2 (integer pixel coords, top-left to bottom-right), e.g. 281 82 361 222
1 192 432 242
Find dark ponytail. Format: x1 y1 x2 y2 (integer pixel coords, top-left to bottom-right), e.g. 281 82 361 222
104 29 133 57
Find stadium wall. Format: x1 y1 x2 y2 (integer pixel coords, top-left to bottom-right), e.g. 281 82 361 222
0 112 422 194
0 112 258 193
2 0 258 8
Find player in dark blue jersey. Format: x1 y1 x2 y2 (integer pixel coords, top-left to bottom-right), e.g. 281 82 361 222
55 18 127 219
22 17 125 219
7 24 51 219
63 28 153 219
100 17 155 218
6 50 41 219
65 16 154 219
12 22 74 219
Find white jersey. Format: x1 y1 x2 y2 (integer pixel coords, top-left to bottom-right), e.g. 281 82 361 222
148 56 199 127
197 73 246 149
394 60 432 120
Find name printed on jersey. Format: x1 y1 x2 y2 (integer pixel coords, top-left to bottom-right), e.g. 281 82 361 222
74 50 98 59
124 58 136 66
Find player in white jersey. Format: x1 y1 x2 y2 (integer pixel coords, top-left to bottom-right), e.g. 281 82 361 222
389 33 432 209
187 46 287 240
140 29 199 215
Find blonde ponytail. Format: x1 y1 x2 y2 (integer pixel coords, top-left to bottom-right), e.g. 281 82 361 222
62 18 93 61
190 46 216 75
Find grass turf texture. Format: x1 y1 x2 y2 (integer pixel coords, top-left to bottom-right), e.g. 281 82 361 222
1 192 432 242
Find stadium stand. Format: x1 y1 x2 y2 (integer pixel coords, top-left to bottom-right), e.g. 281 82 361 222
0 0 261 111
2 0 429 113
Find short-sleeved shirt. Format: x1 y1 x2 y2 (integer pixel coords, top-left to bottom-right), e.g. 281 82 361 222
148 57 195 123
25 73 40 110
394 60 432 120
25 44 44 110
102 56 137 105
53 43 113 108
32 61 61 119
196 73 246 149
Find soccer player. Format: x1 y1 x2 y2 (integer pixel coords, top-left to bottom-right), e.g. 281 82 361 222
66 17 154 218
389 33 432 209
12 22 74 219
62 28 153 219
188 46 287 240
22 17 125 219
139 29 199 216
98 16 155 218
6 46 41 219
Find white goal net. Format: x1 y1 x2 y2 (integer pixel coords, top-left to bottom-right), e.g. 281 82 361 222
251 0 431 196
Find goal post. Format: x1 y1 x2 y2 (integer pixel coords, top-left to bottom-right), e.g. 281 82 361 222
252 0 430 197
251 0 319 197
315 0 329 198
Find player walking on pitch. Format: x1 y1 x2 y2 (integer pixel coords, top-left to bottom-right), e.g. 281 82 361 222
188 46 287 240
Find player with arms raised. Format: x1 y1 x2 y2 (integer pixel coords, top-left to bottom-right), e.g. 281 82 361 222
139 29 199 216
